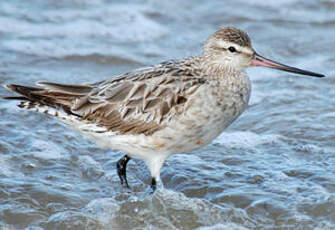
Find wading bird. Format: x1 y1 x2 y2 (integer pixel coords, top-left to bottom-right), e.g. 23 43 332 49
3 27 325 192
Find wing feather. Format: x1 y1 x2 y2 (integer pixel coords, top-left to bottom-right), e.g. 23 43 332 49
5 57 207 136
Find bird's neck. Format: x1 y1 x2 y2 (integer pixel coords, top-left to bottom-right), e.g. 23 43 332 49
199 55 242 81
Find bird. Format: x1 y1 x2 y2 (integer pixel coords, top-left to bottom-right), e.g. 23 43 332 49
3 27 325 192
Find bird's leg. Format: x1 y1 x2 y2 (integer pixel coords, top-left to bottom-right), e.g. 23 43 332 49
150 177 157 193
145 155 167 193
116 155 131 188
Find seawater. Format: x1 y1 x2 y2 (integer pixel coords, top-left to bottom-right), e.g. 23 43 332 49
0 0 334 229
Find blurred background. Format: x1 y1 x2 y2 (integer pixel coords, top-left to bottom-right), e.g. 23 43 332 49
0 0 334 229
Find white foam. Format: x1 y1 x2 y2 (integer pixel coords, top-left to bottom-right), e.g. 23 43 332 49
0 223 17 230
197 223 248 230
213 131 283 150
28 139 68 160
84 189 239 229
101 5 167 42
294 144 324 154
84 198 120 226
0 155 17 177
77 155 104 178
244 0 292 7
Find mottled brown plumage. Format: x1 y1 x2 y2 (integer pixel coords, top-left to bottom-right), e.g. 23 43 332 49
5 57 206 136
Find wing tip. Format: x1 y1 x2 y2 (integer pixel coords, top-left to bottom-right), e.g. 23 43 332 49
3 84 15 92
2 85 19 100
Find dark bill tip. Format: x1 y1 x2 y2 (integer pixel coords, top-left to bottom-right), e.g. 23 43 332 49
251 53 325 78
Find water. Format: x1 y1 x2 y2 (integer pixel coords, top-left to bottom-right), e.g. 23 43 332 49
0 0 334 229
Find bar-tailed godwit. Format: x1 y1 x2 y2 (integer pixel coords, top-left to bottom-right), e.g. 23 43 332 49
3 27 325 191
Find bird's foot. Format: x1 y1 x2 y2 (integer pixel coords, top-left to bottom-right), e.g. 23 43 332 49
116 155 131 188
150 177 157 194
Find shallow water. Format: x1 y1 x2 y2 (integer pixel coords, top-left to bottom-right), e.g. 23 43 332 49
0 0 334 229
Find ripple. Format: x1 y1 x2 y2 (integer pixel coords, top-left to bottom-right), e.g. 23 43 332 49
0 4 167 59
83 189 249 229
27 139 68 160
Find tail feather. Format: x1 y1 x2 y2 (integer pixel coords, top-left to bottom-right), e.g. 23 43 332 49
3 83 85 117
4 84 46 102
2 96 29 100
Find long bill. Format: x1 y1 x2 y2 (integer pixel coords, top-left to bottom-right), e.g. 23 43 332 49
251 52 325 78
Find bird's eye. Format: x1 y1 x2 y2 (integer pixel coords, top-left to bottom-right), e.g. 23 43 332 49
228 46 236 53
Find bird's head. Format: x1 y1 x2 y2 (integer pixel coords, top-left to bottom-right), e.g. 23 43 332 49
202 27 325 78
